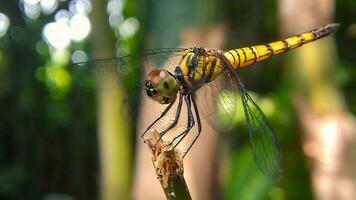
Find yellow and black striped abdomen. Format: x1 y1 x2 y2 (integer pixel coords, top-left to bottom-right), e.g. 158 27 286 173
223 23 339 69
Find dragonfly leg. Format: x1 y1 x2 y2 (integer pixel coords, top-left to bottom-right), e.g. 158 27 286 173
182 94 201 158
140 95 178 138
158 94 183 138
170 95 195 149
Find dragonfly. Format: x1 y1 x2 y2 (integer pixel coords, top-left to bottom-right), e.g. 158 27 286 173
75 23 338 179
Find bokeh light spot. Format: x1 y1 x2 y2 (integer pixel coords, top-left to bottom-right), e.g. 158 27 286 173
44 65 72 100
24 0 40 5
69 0 92 15
119 18 139 38
43 6 91 50
36 41 49 56
320 120 339 150
72 50 88 64
69 14 91 41
51 49 70 66
23 2 41 19
40 0 59 15
47 66 71 89
55 9 70 21
10 26 26 42
0 13 10 38
43 20 71 49
35 66 47 81
107 0 123 15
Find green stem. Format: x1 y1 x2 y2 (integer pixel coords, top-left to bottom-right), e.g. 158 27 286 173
159 174 191 200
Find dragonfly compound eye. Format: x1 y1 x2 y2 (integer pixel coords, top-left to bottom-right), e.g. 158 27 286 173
144 81 157 97
147 70 179 98
146 87 156 97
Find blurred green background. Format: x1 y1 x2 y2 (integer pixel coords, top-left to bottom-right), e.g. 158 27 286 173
0 0 355 200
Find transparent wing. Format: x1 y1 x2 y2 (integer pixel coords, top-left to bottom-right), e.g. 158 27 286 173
70 48 187 91
192 54 281 178
229 68 282 179
192 54 238 131
69 48 188 131
195 69 238 130
72 48 187 68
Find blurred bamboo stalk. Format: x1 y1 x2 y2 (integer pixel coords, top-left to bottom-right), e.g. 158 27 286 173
278 0 356 199
90 0 132 199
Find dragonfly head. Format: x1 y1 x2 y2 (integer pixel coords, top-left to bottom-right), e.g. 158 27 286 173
145 70 179 104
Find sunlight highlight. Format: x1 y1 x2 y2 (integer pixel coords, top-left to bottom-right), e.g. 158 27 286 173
0 13 10 38
42 0 92 50
22 0 58 19
72 50 88 63
119 18 139 38
69 0 92 14
43 20 71 49
24 0 40 5
40 0 59 14
69 14 91 41
23 2 41 19
107 0 124 28
319 119 340 164
320 121 338 149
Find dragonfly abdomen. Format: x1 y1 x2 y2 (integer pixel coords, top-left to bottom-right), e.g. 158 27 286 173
223 23 339 69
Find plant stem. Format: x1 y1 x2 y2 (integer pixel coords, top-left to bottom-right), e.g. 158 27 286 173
144 129 192 200
160 174 191 200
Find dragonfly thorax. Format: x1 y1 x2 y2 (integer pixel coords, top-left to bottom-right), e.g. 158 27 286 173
145 69 179 104
176 47 225 94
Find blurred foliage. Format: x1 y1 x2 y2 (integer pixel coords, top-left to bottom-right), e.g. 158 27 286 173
0 0 355 199
335 0 356 115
